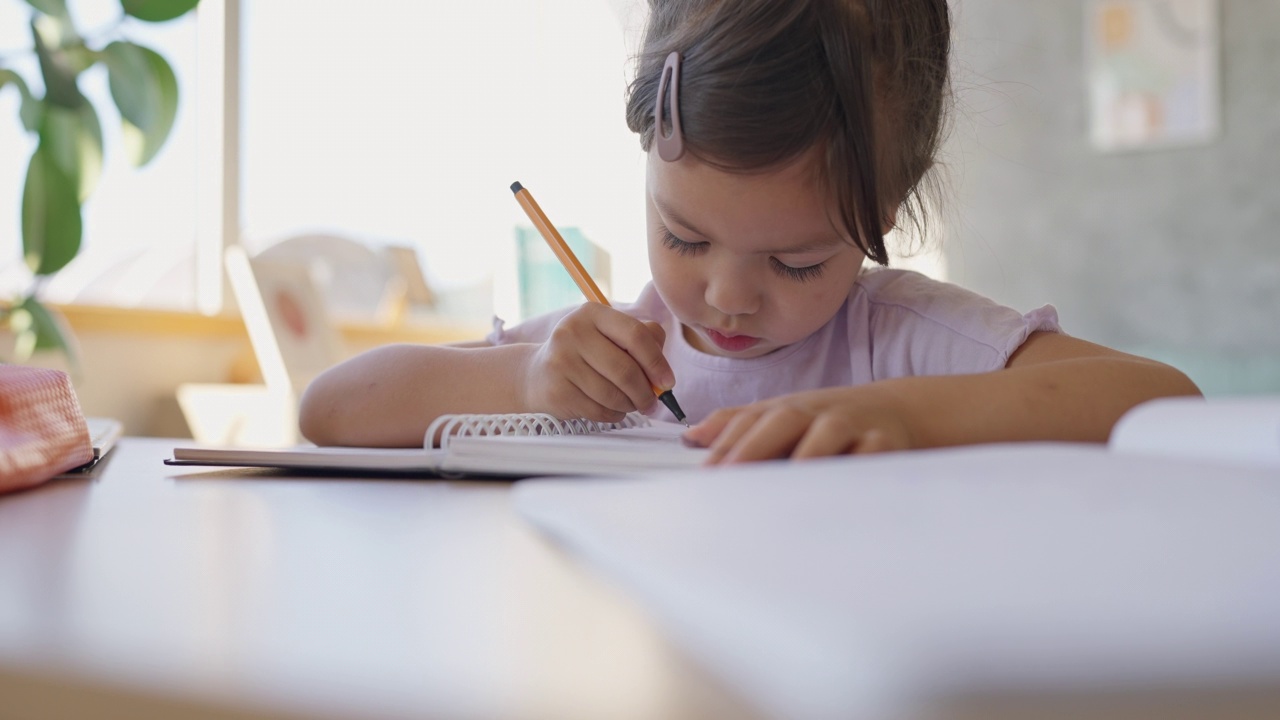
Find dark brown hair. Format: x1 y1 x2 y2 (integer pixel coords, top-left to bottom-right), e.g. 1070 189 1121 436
626 0 951 265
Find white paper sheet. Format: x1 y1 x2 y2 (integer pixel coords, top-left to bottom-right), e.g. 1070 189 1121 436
515 443 1280 720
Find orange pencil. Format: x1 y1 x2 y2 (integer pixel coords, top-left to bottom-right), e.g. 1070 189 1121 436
510 181 688 425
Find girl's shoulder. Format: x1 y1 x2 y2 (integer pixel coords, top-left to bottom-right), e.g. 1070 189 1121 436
854 266 969 300
486 283 672 346
851 267 1024 326
849 267 1061 376
614 282 673 323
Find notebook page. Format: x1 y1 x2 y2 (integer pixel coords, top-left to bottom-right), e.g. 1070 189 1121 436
443 420 708 473
1110 396 1280 468
170 445 447 472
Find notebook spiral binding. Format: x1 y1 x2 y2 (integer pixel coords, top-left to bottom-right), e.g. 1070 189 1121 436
425 412 650 450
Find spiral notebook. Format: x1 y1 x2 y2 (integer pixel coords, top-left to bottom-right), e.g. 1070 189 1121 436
166 412 708 477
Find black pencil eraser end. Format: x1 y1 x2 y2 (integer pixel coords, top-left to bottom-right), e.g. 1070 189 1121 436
510 181 523 194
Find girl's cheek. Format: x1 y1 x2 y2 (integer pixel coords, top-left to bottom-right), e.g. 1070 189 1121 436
651 249 687 285
653 259 700 315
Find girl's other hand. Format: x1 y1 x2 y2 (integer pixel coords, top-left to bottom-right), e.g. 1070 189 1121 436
522 304 673 423
684 386 915 464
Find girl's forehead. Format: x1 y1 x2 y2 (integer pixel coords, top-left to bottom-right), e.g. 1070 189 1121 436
646 149 848 247
647 144 825 193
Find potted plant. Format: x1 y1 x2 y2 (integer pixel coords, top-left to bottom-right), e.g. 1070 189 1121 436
0 0 199 365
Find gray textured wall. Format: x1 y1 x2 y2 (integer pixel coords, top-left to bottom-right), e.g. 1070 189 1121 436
942 1 1280 394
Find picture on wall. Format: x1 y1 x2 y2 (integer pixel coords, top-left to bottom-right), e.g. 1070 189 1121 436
1086 0 1220 152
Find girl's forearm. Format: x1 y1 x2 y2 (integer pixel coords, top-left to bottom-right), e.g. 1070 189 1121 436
883 355 1201 448
299 343 538 447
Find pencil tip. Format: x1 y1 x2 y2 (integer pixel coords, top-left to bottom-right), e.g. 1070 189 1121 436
510 181 523 194
656 389 688 426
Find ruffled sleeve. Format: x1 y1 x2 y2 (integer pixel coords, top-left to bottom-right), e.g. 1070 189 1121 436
852 269 1064 380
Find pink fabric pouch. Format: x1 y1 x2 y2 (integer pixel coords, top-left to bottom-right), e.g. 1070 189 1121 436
0 365 94 494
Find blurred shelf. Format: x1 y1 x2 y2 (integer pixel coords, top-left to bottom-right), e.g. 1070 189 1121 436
51 303 486 346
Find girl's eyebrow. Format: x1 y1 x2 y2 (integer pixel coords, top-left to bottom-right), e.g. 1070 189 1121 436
653 195 710 239
653 195 843 254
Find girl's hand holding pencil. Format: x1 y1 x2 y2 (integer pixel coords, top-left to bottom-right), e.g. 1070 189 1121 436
511 181 688 425
521 303 675 424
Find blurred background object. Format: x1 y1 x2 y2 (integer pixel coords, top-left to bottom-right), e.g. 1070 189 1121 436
943 0 1279 395
514 225 611 322
1086 0 1221 152
0 0 201 364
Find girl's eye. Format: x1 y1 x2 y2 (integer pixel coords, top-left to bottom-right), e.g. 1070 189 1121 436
770 257 827 282
660 228 708 256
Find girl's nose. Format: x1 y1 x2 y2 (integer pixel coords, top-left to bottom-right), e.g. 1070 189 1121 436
704 273 761 317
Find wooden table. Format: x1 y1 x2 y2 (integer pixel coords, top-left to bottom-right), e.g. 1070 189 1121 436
0 439 755 720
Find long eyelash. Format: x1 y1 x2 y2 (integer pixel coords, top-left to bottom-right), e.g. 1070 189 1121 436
770 258 827 282
661 226 823 281
660 228 707 256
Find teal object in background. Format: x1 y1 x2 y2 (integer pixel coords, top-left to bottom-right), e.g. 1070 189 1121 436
1130 346 1280 397
516 226 612 319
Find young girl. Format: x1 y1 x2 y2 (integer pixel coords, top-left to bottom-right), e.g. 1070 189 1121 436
299 0 1198 461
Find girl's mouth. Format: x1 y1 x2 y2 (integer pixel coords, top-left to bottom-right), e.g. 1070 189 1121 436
705 328 761 352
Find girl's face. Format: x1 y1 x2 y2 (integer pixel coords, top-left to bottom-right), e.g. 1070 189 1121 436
646 148 867 359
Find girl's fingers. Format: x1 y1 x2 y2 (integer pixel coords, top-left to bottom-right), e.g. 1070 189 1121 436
684 407 739 446
551 307 673 414
853 428 897 454
565 357 639 417
642 321 667 348
596 313 675 392
580 345 657 413
717 407 812 463
563 373 629 423
558 320 651 412
791 414 860 459
705 408 767 464
687 389 912 463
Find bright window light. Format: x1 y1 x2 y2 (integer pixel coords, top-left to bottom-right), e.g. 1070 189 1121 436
0 1 199 309
242 0 650 320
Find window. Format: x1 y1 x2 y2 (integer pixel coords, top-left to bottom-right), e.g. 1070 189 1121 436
2 1 947 320
241 0 649 321
0 1 200 309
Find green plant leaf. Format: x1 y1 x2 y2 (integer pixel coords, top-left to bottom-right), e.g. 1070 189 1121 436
120 0 200 23
24 0 69 18
13 296 78 368
63 44 100 74
8 306 38 361
32 3 78 40
31 18 86 110
75 103 103 199
39 104 103 202
102 42 152 126
0 69 43 131
22 141 83 276
40 107 79 184
102 41 178 166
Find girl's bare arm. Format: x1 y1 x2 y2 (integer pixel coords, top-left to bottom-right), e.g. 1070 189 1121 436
299 304 674 447
298 342 537 447
900 331 1201 448
686 332 1202 462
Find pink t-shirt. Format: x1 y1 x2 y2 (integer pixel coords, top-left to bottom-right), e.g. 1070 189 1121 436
487 268 1061 424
